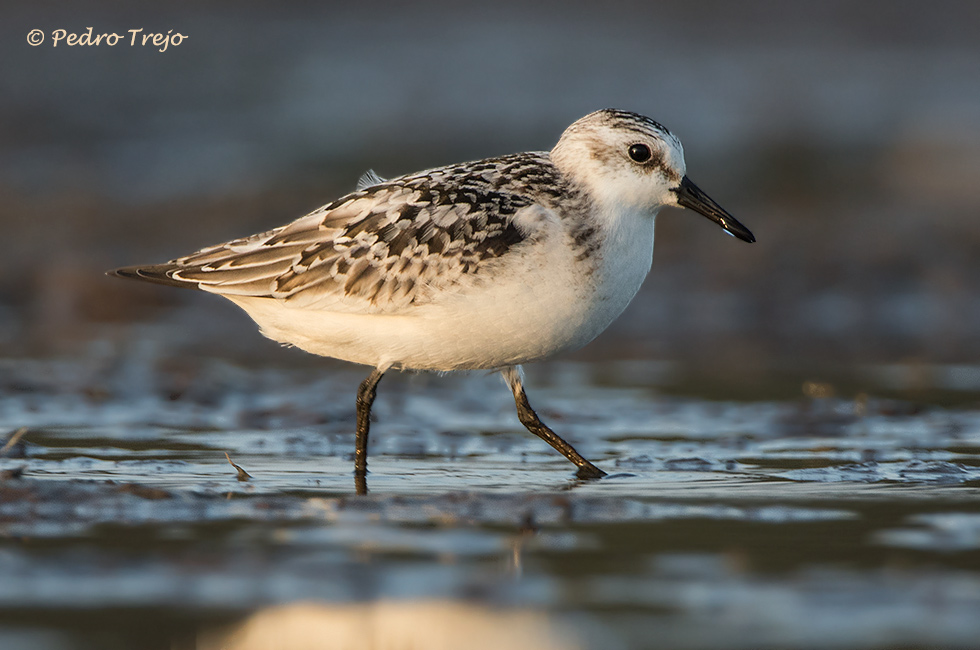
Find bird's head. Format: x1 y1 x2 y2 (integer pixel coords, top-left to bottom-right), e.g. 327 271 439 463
551 109 754 243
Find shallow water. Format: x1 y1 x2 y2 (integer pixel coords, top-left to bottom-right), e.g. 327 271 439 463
1 353 979 649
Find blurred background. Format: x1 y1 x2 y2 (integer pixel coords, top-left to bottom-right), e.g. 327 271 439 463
3 0 980 401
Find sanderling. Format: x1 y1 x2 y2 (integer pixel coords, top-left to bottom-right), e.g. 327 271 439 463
110 109 754 486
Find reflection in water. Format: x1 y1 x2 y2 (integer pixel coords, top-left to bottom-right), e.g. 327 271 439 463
201 601 577 650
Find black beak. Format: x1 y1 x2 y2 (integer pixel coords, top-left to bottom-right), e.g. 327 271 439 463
672 176 755 243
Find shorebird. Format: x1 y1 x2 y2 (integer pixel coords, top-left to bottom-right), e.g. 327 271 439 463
110 109 755 487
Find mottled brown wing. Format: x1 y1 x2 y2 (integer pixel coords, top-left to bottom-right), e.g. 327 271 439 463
111 164 548 314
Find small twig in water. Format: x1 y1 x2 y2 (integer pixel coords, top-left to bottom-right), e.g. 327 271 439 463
0 428 28 458
225 452 252 481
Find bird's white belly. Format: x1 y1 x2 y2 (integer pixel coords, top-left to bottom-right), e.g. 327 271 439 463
227 216 656 371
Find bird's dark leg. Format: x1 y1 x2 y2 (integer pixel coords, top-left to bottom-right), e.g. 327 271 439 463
502 366 606 480
354 367 385 493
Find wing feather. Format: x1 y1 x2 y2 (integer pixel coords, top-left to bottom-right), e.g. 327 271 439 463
110 152 576 314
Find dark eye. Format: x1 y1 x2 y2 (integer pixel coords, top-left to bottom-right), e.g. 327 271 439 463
628 143 652 163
